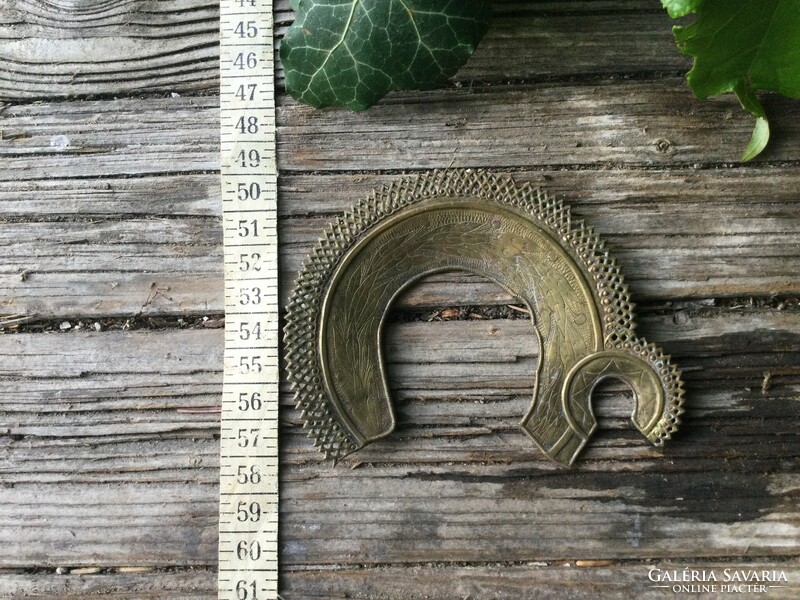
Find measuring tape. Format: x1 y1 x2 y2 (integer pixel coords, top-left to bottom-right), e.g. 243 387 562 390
219 1 279 598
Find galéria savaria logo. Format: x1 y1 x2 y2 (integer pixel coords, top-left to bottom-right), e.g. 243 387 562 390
647 568 791 594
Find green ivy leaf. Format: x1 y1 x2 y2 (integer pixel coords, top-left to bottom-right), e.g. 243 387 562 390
741 116 770 162
280 0 492 110
660 0 702 19
662 0 800 161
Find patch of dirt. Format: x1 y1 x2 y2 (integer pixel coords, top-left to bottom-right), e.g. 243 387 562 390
0 314 225 334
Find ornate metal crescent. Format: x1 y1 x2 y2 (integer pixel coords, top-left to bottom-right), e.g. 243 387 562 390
284 170 685 467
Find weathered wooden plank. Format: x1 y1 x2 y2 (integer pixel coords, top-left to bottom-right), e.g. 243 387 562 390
0 569 216 600
278 476 799 565
0 174 220 217
0 262 790 323
2 177 798 319
0 483 219 568
0 0 222 100
2 452 798 567
2 88 798 317
284 563 800 600
274 84 800 170
459 1 689 81
0 327 222 378
0 273 222 319
0 218 220 275
4 167 800 220
0 97 219 181
3 82 800 184
2 311 796 444
281 167 800 219
282 196 800 300
5 261 796 321
0 312 797 567
0 222 800 319
0 0 688 100
4 373 797 483
3 562 798 600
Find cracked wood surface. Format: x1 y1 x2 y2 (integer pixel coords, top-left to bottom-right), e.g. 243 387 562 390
1 311 799 597
1 0 799 598
0 1 685 99
1 97 798 318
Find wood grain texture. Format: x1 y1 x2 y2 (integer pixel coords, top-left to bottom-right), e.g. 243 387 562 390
5 563 800 600
0 311 798 571
273 84 800 169
2 96 798 319
0 0 687 100
282 563 800 600
0 569 218 600
2 0 799 597
6 82 800 180
0 0 223 99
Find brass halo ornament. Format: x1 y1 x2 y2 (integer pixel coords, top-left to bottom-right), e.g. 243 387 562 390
284 170 685 467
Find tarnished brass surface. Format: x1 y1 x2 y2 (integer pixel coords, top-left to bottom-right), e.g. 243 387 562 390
284 170 685 467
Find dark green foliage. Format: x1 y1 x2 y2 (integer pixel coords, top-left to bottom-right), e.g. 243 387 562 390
280 0 492 110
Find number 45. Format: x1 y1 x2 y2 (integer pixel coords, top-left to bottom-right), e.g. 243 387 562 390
235 21 258 38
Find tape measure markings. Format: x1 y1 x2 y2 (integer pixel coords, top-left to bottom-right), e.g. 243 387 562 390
219 0 279 598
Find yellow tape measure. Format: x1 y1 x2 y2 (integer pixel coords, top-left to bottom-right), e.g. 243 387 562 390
219 1 279 598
